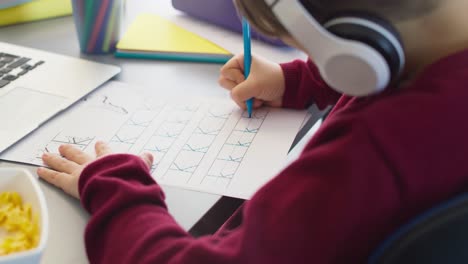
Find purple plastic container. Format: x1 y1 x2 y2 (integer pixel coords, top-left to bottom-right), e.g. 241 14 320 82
172 0 287 47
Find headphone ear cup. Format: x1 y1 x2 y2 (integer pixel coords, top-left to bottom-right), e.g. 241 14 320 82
325 18 404 84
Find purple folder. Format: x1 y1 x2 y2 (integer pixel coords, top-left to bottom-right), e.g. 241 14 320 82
172 0 287 46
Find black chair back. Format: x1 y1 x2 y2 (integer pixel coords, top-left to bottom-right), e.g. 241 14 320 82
369 193 468 264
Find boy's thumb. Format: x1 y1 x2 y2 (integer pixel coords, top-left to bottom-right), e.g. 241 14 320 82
140 152 154 169
231 79 258 103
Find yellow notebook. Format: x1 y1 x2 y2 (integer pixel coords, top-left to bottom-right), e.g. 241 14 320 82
0 0 72 27
116 14 232 64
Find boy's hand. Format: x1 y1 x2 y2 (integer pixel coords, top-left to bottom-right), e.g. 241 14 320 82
219 54 285 110
37 141 153 199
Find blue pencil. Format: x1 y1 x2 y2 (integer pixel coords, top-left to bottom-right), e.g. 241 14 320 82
242 18 253 118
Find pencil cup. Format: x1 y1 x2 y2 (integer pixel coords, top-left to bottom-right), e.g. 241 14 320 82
71 0 124 54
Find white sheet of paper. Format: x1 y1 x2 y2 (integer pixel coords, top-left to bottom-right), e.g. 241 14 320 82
0 81 308 199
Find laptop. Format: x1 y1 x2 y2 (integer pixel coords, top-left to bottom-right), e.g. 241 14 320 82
0 41 120 152
171 0 286 46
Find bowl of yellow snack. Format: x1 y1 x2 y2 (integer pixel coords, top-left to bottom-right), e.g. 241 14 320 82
0 168 48 264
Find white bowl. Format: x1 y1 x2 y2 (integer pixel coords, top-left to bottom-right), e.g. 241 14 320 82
0 168 48 264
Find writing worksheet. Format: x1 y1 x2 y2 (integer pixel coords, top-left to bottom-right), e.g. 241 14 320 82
0 81 308 199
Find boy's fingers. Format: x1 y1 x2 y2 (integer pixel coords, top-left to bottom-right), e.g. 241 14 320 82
221 68 245 84
42 153 78 174
218 77 237 91
253 99 263 108
59 144 92 165
140 152 154 169
231 80 258 104
37 167 68 191
95 141 112 158
38 167 80 199
220 54 244 74
232 98 247 110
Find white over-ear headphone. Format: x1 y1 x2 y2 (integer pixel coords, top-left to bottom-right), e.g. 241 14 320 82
265 0 405 96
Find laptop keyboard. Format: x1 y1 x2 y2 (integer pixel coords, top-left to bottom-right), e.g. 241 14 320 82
0 52 44 88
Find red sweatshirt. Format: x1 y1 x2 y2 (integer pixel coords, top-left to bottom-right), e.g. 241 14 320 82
79 50 468 263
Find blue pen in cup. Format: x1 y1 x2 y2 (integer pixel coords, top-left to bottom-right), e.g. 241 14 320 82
242 18 253 118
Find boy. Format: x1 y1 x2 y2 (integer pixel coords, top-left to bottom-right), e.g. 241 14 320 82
38 0 468 263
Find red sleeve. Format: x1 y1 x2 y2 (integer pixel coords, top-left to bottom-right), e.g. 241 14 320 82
281 59 341 110
79 116 401 263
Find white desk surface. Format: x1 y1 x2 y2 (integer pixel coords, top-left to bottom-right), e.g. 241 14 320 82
0 1 305 263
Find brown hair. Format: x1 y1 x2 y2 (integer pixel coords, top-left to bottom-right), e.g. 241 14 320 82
233 0 289 37
233 0 439 38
